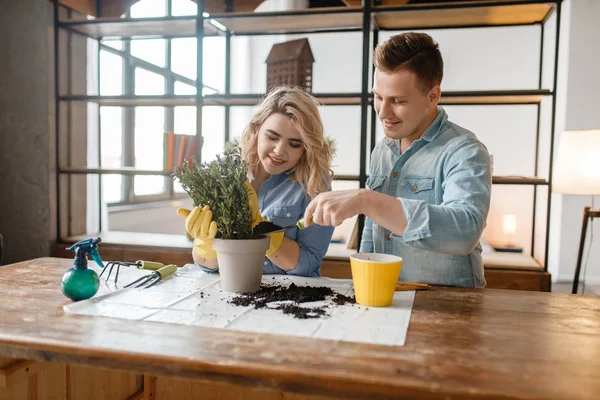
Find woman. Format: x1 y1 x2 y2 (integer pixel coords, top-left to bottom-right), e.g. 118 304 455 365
184 86 335 277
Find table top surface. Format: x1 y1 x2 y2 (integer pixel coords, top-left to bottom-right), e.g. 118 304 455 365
1 257 599 400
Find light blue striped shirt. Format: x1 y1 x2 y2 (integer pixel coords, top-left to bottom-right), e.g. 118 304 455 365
196 172 334 277
360 107 492 288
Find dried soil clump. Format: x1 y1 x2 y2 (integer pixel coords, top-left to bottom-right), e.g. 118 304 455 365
230 282 355 319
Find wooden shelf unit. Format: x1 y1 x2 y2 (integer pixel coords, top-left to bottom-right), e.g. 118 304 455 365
373 1 555 30
60 89 551 107
59 2 557 39
54 0 562 272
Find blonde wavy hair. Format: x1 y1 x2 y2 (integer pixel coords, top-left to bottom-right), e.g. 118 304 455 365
240 86 334 199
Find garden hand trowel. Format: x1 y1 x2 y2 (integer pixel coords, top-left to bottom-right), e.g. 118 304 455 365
253 218 311 236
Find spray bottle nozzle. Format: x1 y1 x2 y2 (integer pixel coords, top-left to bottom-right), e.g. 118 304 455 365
67 237 104 269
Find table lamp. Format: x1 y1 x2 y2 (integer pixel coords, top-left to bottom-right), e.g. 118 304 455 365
552 129 600 294
503 214 518 247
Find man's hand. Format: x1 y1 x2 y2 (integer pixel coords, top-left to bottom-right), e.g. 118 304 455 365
304 189 367 227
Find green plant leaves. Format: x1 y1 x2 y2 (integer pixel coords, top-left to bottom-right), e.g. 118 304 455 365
173 147 253 240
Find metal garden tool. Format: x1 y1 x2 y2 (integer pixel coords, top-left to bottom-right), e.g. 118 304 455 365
253 218 311 236
124 264 178 289
99 260 167 284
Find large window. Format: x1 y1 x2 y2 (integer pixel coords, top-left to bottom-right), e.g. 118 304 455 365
96 0 225 205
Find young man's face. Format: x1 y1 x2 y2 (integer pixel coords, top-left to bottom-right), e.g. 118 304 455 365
256 112 305 176
373 68 439 142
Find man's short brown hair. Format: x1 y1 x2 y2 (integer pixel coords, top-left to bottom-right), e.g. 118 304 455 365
373 32 443 92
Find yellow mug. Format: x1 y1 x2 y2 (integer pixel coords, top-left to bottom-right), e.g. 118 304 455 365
350 253 403 307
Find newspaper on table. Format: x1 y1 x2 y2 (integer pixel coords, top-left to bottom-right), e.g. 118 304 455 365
64 263 415 347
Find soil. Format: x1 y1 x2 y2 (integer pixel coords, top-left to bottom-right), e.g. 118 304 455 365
229 282 356 319
253 221 284 236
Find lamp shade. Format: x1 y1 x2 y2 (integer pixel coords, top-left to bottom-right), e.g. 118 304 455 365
552 129 600 195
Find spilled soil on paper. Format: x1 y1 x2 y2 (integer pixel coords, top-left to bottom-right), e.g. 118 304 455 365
229 281 355 319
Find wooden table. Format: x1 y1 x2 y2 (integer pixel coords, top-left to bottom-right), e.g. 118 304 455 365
0 257 599 400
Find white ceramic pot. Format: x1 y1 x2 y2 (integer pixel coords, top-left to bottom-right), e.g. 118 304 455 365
212 236 270 293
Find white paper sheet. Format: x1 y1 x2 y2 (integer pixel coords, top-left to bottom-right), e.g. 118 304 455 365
65 263 415 346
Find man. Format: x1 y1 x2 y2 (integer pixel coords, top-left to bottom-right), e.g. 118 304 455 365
304 32 491 287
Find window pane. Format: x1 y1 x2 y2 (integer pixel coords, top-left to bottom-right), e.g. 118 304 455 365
130 0 166 18
173 106 196 193
100 107 123 202
203 37 225 93
174 106 196 135
171 38 196 80
330 180 359 245
100 50 122 95
229 106 256 143
173 106 195 194
173 106 224 193
134 107 165 196
172 0 197 16
102 40 123 50
202 106 225 163
174 107 225 160
174 81 196 95
135 68 166 95
318 105 361 176
131 39 166 68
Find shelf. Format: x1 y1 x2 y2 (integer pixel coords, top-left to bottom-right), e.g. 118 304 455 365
59 2 556 39
492 176 548 185
440 90 551 105
210 7 363 35
335 175 549 185
59 16 218 39
59 7 364 39
60 168 548 187
63 231 192 251
59 93 364 106
60 95 197 106
373 1 555 30
60 167 176 176
60 90 551 107
204 93 364 106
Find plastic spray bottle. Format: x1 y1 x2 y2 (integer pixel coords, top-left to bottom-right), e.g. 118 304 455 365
62 237 104 301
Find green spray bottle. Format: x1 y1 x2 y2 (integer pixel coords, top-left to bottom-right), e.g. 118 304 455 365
62 237 104 301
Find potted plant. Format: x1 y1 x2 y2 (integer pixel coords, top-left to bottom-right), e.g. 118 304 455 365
174 147 269 293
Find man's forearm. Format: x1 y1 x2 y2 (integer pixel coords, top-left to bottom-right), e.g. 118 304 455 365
359 189 408 236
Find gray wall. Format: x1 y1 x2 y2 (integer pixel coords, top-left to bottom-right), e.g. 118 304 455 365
0 0 55 264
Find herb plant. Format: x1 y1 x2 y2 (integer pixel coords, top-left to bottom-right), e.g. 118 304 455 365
174 147 253 240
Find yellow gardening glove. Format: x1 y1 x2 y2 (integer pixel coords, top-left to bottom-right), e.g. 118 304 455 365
245 179 264 228
177 205 218 260
266 231 284 257
245 179 284 256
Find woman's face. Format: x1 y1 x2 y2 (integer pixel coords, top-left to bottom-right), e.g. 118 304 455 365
256 113 305 175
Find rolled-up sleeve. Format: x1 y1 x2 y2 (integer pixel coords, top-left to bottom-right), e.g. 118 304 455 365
359 216 374 253
286 223 334 277
395 138 491 255
194 263 219 273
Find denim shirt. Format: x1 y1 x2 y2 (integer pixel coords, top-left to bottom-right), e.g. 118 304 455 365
359 107 491 288
196 172 334 277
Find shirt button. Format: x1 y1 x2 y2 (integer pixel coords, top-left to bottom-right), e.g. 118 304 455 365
264 261 268 266
392 172 398 177
286 212 291 217
412 185 417 191
386 235 391 240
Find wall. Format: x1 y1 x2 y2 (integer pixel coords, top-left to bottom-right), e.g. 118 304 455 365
0 0 55 264
549 0 600 285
